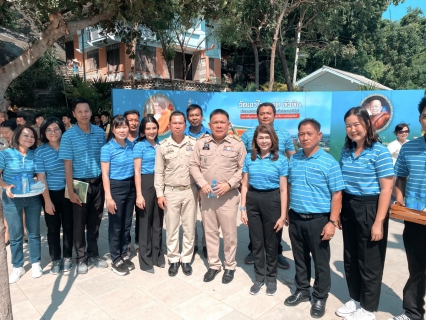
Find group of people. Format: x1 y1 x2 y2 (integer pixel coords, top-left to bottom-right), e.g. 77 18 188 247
1 96 426 320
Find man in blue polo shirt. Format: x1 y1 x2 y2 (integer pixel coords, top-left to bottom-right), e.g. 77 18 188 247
284 118 344 319
59 98 107 274
391 97 426 320
184 104 210 258
241 102 295 268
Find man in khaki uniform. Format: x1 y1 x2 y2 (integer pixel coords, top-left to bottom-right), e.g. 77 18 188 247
190 109 246 284
154 111 197 277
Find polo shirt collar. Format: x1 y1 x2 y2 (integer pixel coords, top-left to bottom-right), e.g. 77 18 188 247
75 123 96 135
143 138 158 148
111 138 131 149
420 136 426 149
302 147 323 159
186 124 208 135
256 153 273 160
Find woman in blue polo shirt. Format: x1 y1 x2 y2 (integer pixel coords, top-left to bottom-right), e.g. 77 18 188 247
0 125 43 283
336 107 394 320
35 117 73 275
240 124 288 296
101 115 136 276
133 115 165 273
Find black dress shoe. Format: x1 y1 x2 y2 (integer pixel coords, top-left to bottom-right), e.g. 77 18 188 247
168 263 180 277
310 299 326 318
284 291 311 306
203 246 207 259
203 268 220 282
222 269 235 284
181 263 192 276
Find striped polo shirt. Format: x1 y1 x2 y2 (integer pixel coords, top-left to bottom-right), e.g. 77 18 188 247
241 125 295 154
0 148 36 185
101 138 134 180
184 124 211 139
288 147 345 214
340 142 394 196
133 139 158 174
34 143 66 190
58 123 105 178
394 137 426 204
243 153 288 190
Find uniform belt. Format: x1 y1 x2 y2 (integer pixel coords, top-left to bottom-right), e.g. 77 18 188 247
165 185 192 191
74 176 102 184
289 209 329 219
249 186 279 192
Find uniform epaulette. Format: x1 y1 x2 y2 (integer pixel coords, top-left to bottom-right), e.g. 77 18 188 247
229 134 241 142
197 133 210 141
159 139 167 145
188 136 196 141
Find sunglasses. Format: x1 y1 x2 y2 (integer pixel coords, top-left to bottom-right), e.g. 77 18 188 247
398 130 409 134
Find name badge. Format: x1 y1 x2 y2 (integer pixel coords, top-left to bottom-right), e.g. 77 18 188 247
223 145 234 151
186 146 193 151
202 143 210 150
166 148 174 154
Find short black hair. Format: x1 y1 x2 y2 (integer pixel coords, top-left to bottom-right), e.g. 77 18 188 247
34 113 44 122
169 110 186 122
186 104 203 117
10 125 37 150
100 111 110 118
418 96 426 115
298 118 321 132
209 109 229 120
393 123 410 134
257 102 276 116
16 113 26 121
71 97 92 112
123 109 140 118
40 117 66 143
1 119 17 131
62 113 72 119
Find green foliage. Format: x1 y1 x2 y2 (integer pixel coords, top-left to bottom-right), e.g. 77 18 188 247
0 2 20 30
260 82 301 92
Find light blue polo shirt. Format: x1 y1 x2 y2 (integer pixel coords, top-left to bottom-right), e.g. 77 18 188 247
133 139 158 174
243 153 288 190
184 124 211 139
241 125 295 154
340 142 394 196
394 137 426 204
58 123 105 178
0 148 36 185
289 147 345 214
101 138 134 180
34 144 66 190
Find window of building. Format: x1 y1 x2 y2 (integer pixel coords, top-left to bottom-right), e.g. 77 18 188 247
135 46 156 74
87 50 99 71
106 44 120 72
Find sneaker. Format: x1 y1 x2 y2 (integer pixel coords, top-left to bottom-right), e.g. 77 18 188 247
63 257 73 272
344 308 375 320
50 260 62 275
388 315 411 320
77 261 88 274
88 256 108 268
266 281 277 296
111 258 129 276
122 256 135 271
249 282 264 295
245 251 254 264
9 267 25 283
32 262 43 278
277 254 290 269
336 299 361 317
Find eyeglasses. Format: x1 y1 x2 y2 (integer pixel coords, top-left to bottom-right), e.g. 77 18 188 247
398 130 409 134
46 128 61 134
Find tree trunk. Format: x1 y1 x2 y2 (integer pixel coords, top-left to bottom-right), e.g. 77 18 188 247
0 201 12 320
251 43 260 90
0 11 112 111
277 43 294 91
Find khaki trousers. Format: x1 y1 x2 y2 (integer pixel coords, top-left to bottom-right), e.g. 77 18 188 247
201 189 239 270
164 185 197 263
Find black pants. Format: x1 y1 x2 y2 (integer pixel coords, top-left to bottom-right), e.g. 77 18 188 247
402 222 426 320
72 178 105 263
137 174 165 270
248 231 283 254
247 188 281 283
43 189 73 261
108 178 135 263
288 209 331 300
341 192 389 312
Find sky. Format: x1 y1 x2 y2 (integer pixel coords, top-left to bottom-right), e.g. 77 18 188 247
383 0 426 20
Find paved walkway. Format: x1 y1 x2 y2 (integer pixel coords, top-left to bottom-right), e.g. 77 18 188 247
7 209 408 320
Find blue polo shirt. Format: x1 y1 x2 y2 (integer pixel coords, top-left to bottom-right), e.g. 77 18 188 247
340 142 394 196
184 124 211 139
0 148 36 185
241 125 295 154
243 153 288 190
101 139 134 180
58 123 105 178
394 137 426 205
34 144 66 190
289 147 345 214
133 139 158 174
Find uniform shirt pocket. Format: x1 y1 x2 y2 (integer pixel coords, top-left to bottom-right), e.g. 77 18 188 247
307 167 324 185
220 151 237 169
164 153 178 169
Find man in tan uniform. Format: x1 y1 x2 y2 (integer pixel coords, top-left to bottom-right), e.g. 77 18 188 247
154 111 197 277
190 109 246 284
